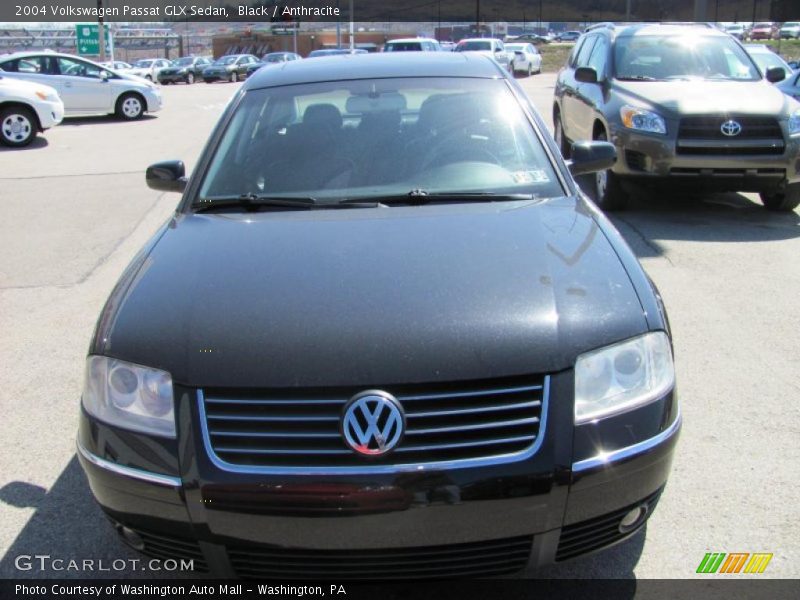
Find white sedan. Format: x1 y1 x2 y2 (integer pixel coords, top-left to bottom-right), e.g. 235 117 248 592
128 58 172 82
505 43 542 76
0 51 162 120
0 75 63 146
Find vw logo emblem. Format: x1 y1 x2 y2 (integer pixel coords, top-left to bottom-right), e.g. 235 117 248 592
720 120 742 137
341 391 405 456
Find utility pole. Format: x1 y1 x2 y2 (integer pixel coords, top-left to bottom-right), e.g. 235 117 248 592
476 0 480 33
336 0 341 48
349 0 354 51
97 0 106 62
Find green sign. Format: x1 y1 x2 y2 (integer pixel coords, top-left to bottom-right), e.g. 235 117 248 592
75 24 112 56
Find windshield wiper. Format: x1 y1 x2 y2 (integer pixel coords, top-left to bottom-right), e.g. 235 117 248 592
192 193 381 212
338 190 536 206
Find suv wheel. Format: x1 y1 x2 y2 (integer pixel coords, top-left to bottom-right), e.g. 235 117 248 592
186 72 195 85
0 105 36 147
115 93 144 120
760 185 800 212
580 130 629 211
230 71 239 83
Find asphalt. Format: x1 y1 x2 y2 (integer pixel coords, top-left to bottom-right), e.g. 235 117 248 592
0 73 798 580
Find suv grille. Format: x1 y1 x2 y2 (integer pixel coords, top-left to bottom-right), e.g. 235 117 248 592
677 116 784 155
228 535 533 579
200 376 547 470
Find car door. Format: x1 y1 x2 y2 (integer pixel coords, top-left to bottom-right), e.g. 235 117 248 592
572 34 610 142
561 35 597 142
52 56 112 113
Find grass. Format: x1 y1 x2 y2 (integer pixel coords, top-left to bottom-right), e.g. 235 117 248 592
746 39 800 63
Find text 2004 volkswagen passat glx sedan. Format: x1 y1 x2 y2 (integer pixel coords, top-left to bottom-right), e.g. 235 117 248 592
77 53 680 578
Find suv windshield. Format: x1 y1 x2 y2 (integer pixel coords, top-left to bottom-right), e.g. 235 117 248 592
614 34 760 81
215 56 237 65
197 77 562 204
385 42 423 51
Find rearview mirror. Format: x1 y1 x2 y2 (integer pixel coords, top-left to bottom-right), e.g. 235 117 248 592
146 160 187 193
765 66 786 83
567 141 616 176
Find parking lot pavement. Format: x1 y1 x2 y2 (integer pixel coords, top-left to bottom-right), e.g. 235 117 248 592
1 75 798 579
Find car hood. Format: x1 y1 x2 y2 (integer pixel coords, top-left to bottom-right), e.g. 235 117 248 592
94 198 648 388
0 76 59 96
614 79 791 116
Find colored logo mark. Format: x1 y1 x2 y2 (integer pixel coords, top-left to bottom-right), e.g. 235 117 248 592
696 552 773 574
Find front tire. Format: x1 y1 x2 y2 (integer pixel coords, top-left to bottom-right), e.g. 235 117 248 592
580 130 628 211
115 93 145 120
760 185 800 212
553 111 570 158
186 72 195 85
230 71 239 83
0 106 37 147
527 63 533 77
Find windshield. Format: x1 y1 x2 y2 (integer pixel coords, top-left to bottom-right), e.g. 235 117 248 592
385 42 423 51
505 44 526 52
748 51 790 75
784 22 800 27
614 34 761 81
266 54 285 62
174 57 194 66
197 77 562 204
134 60 154 67
456 41 492 52
215 56 237 65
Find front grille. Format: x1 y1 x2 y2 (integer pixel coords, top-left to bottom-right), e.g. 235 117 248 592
677 116 784 156
126 527 208 572
200 376 546 470
229 535 533 579
556 488 663 562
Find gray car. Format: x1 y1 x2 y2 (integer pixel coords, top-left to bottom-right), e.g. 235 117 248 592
553 23 800 211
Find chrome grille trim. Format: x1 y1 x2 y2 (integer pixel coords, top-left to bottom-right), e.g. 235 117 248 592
198 376 550 475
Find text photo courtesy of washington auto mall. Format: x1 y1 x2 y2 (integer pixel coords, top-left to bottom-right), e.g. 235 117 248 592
0 0 799 598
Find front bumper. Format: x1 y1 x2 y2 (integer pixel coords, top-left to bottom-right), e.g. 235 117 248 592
77 372 680 578
610 125 800 192
35 99 64 130
158 72 190 83
143 90 163 113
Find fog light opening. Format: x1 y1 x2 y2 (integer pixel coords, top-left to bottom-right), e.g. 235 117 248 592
618 505 648 533
118 526 145 551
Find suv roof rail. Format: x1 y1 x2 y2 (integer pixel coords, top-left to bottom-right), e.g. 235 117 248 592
584 22 615 32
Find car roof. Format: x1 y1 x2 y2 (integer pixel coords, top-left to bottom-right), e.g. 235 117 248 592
611 23 728 39
386 38 436 43
246 52 505 89
458 38 499 43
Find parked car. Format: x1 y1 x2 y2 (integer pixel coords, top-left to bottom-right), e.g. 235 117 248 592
203 54 260 82
779 21 800 39
77 52 680 578
440 41 456 51
776 68 800 100
158 56 212 85
245 52 301 78
556 31 582 42
744 44 794 81
128 58 171 82
454 38 513 72
505 42 542 76
553 23 800 211
0 75 63 146
749 22 777 40
0 51 162 120
723 23 746 40
383 38 442 52
307 48 368 57
100 61 133 72
508 33 550 45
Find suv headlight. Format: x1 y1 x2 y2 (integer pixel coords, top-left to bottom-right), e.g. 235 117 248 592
575 332 674 424
620 106 667 135
788 109 800 136
82 356 175 437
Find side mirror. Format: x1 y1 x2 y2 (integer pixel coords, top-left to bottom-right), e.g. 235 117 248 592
567 141 617 176
146 160 187 193
765 66 786 83
575 66 598 84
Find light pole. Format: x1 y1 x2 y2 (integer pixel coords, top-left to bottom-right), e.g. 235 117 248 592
349 0 354 51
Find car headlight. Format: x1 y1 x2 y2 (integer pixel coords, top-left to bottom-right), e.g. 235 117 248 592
574 332 674 424
788 109 800 136
620 106 667 135
82 356 175 437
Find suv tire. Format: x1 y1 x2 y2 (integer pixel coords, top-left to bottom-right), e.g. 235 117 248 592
760 185 800 212
0 105 37 147
580 130 628 211
553 112 570 159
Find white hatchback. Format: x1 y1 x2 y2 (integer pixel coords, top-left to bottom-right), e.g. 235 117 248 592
0 52 162 120
0 75 64 146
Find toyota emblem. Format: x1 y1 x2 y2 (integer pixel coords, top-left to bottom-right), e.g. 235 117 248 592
720 120 742 137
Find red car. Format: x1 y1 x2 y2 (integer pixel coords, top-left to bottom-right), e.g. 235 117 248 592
750 22 777 40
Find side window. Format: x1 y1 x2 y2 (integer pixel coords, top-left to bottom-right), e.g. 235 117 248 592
496 41 505 52
575 36 598 68
57 56 103 78
2 57 47 73
586 36 609 77
568 38 586 67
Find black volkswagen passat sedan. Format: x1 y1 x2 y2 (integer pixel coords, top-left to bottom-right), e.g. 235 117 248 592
78 53 680 578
